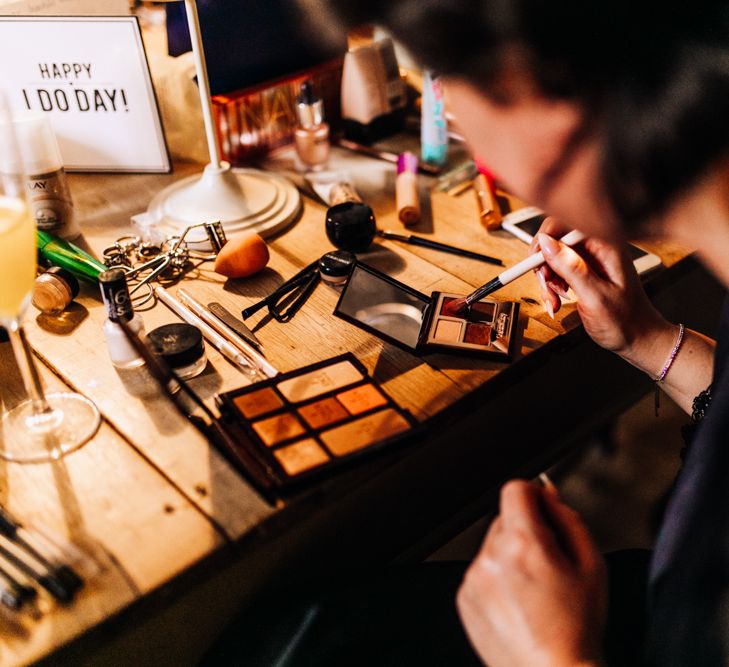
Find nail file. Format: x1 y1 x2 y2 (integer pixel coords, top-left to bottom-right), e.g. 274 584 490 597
207 302 264 352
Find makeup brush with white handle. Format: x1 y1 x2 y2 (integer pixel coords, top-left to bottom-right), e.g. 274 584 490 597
442 229 586 317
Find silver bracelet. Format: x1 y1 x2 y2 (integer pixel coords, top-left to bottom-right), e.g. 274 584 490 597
655 323 685 383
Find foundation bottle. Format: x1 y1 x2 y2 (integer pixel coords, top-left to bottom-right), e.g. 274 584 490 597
15 112 79 240
294 80 330 171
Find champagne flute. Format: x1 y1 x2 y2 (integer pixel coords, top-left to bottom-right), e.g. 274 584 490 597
0 101 100 462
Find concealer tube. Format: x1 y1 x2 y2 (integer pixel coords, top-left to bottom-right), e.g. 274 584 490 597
474 173 502 231
396 152 420 226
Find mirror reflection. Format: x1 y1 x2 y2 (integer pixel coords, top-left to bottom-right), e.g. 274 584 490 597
338 265 427 349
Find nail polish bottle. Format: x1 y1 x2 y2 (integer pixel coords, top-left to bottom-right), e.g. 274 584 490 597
294 80 330 172
99 269 146 369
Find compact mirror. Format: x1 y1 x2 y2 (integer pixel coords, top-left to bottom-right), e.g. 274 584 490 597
334 262 519 360
334 263 428 349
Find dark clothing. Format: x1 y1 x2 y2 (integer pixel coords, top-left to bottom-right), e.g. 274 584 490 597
645 298 729 665
207 301 729 666
204 551 651 667
206 563 482 667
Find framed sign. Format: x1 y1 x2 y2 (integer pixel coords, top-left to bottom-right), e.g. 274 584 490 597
0 16 170 173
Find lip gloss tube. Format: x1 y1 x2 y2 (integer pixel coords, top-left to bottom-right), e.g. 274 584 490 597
396 152 421 226
474 173 502 231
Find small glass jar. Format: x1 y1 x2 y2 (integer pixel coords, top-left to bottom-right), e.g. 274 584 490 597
32 266 79 315
147 323 207 380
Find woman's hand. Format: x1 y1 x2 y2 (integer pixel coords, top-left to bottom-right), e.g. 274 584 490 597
456 481 607 667
531 217 671 368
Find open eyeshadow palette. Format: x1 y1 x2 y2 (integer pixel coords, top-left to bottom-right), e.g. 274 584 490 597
334 262 519 360
216 353 417 494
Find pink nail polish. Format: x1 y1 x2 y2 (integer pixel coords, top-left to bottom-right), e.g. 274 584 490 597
538 233 559 257
542 297 555 319
547 281 569 299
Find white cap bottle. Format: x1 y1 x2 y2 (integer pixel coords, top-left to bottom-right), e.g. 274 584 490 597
13 112 79 240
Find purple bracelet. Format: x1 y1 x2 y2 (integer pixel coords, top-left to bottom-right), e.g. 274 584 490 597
656 323 685 382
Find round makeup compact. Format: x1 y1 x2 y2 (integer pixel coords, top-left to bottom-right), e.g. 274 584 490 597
319 250 356 285
32 266 80 315
325 202 376 252
147 322 207 379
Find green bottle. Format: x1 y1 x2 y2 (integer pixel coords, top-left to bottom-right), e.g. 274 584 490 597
36 231 107 284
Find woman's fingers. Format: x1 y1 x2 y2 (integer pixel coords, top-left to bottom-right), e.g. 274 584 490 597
530 216 570 251
535 269 560 317
539 490 604 573
540 266 570 298
497 481 566 565
537 233 600 308
581 237 636 285
531 217 576 312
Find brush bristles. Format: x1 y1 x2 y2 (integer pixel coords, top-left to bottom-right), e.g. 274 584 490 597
442 297 469 317
443 277 504 317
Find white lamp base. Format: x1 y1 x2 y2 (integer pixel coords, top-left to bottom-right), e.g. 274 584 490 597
133 161 302 240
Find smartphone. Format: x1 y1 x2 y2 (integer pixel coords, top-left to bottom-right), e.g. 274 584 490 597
501 207 662 276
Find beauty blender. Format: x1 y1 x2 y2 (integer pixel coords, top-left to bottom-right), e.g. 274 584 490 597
214 231 270 278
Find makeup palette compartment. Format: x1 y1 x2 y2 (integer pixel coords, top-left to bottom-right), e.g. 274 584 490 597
333 263 519 360
217 353 417 493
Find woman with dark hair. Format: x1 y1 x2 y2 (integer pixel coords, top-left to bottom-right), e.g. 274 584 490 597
207 2 729 664
319 3 728 666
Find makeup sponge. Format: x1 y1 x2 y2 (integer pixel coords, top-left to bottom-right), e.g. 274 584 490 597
214 232 269 278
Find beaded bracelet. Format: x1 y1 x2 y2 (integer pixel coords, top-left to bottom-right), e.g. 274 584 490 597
654 323 685 416
656 323 685 382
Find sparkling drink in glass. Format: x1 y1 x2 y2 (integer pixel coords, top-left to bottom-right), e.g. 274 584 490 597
0 101 100 462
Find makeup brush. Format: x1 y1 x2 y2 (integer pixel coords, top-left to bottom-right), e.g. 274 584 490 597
0 540 75 603
442 229 586 317
0 563 37 610
117 319 279 504
376 230 503 266
0 507 83 595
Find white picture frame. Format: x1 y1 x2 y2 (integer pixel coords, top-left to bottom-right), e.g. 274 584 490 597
0 15 171 173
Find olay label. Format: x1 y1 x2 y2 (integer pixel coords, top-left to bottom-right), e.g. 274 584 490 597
26 169 75 236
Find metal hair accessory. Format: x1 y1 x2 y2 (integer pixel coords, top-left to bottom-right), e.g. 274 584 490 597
103 221 227 307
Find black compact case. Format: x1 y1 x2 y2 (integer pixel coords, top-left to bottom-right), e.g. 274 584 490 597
334 262 519 360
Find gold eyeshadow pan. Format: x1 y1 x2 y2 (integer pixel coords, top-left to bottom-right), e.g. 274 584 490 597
277 360 364 403
334 262 519 360
217 353 417 494
274 439 330 476
336 383 388 415
320 408 411 456
253 412 306 446
297 397 349 429
233 387 283 419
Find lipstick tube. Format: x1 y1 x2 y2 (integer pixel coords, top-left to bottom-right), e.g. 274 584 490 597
396 152 420 226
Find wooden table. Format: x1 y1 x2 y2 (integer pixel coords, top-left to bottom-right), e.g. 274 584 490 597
0 149 721 665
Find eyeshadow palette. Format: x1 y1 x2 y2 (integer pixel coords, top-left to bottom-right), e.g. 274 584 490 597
424 293 513 355
216 353 417 493
334 262 519 360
